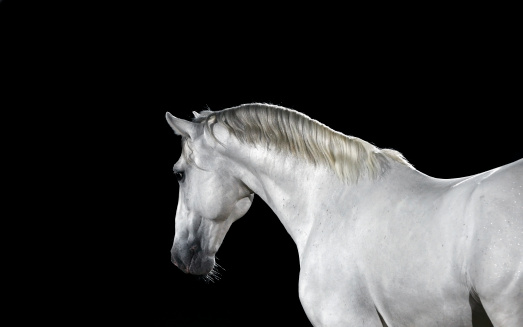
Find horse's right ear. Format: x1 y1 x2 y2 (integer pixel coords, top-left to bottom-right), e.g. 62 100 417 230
165 112 198 139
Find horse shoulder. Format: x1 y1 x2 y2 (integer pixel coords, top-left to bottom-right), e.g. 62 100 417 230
459 159 523 327
463 160 523 309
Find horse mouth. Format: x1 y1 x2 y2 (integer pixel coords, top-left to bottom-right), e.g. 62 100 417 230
187 254 215 275
172 249 215 276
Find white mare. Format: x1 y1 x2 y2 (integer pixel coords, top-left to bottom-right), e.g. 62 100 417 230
166 103 522 327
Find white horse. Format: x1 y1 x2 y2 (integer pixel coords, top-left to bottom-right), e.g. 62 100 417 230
166 103 522 327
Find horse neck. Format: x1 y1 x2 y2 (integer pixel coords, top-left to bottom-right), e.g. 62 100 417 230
225 141 354 259
224 139 438 260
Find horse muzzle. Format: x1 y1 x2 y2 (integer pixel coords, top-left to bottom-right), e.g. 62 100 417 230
171 243 215 275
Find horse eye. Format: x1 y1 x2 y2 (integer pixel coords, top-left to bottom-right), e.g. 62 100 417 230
174 171 185 182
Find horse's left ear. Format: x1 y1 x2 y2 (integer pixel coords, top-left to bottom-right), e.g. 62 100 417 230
165 112 199 139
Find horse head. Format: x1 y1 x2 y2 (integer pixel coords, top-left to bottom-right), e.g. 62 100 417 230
166 112 254 276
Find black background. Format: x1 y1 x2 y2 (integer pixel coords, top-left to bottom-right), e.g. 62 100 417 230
3 1 521 326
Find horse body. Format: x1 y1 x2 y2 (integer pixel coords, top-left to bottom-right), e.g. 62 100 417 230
166 103 522 326
298 159 523 326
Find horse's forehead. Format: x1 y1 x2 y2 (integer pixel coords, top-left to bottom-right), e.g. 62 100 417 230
192 135 219 155
191 124 232 154
180 137 225 170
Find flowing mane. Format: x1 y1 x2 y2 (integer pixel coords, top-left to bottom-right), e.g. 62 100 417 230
189 103 412 184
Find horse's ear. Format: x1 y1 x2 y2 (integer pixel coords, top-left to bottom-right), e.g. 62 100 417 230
165 112 198 139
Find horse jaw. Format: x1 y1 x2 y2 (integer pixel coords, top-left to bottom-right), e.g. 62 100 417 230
171 194 254 275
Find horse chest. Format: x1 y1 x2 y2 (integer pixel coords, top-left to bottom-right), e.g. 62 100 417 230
298 241 378 326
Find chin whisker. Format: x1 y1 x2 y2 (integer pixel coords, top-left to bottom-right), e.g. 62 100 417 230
201 258 225 284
